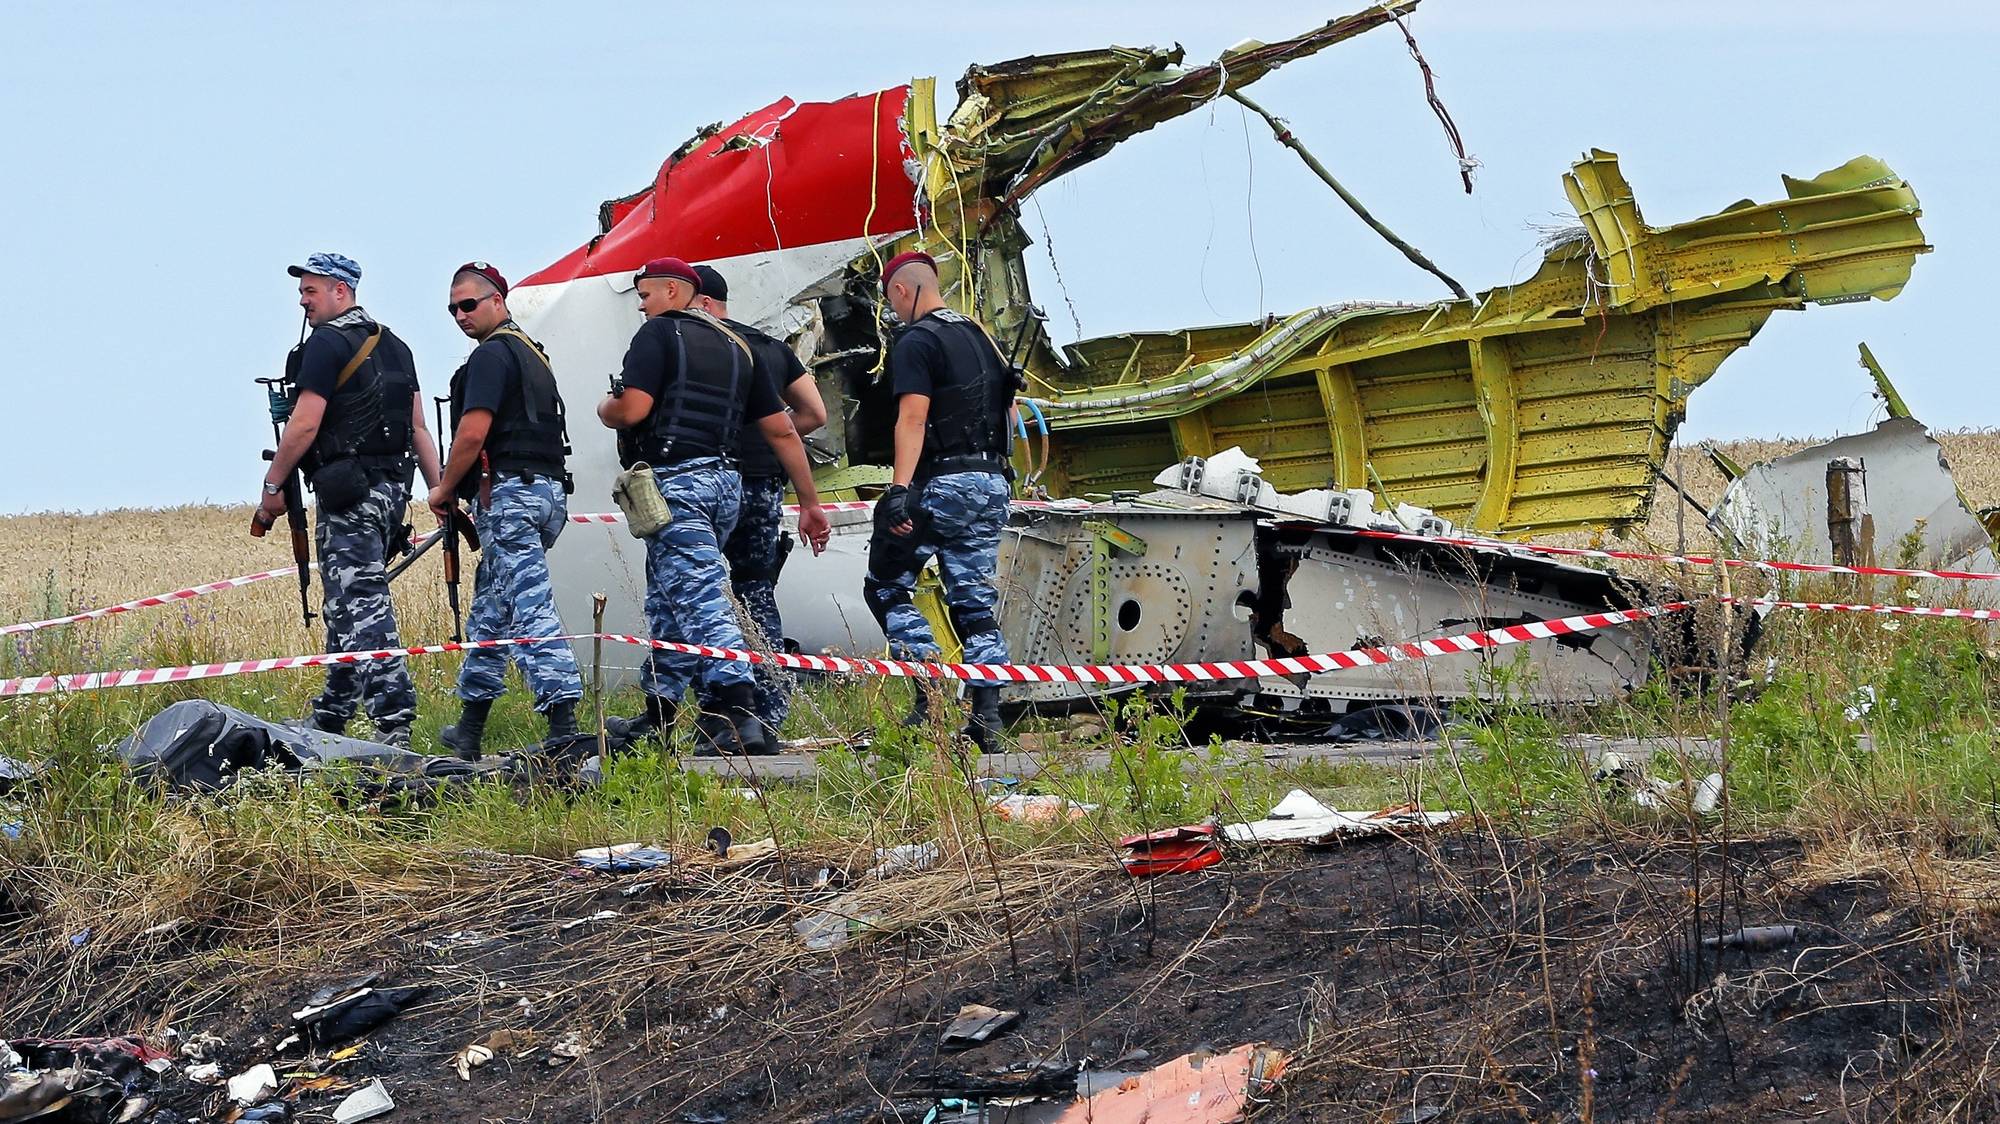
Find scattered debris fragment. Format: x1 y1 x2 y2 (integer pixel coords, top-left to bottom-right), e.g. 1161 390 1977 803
559 910 621 932
227 1063 278 1105
940 1004 1021 1051
866 841 941 881
1703 925 1801 951
988 794 1097 823
1119 826 1223 878
572 843 675 872
451 1031 534 1080
548 1031 591 1067
286 979 429 1050
1051 1043 1289 1123
331 1077 395 1123
1222 790 1458 845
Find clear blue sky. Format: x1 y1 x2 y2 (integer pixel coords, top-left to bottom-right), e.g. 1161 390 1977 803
3 1 1993 514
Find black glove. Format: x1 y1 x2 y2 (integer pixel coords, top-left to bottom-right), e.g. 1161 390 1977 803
875 484 913 534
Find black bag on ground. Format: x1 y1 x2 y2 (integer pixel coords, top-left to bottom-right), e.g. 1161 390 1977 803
114 699 441 793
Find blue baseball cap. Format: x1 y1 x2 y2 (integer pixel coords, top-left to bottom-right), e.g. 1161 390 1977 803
287 252 362 289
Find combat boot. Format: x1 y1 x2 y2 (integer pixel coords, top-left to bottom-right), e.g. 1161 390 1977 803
544 700 579 741
440 698 492 762
605 695 676 746
697 683 772 756
902 685 931 729
964 687 1004 754
302 711 348 738
377 722 412 752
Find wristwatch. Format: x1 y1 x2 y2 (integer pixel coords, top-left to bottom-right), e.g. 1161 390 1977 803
262 481 283 496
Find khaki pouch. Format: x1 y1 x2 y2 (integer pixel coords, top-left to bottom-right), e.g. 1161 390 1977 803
611 463 672 538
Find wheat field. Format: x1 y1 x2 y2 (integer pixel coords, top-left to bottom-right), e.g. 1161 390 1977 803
6 430 2000 664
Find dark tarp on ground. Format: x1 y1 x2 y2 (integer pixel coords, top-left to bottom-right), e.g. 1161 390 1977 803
110 700 498 796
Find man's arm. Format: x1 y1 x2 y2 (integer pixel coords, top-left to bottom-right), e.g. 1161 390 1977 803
755 412 829 554
410 391 443 490
598 389 654 429
891 393 930 487
427 410 493 519
267 392 325 481
783 374 828 435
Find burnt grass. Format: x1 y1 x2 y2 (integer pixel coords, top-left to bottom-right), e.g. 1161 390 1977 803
10 830 2000 1123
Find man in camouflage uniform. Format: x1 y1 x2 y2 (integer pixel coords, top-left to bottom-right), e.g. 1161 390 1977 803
430 262 584 760
864 251 1018 752
689 264 827 748
254 252 441 749
597 257 831 755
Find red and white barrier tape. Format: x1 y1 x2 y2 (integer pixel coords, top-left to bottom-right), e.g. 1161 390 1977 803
0 564 313 638
1732 597 2000 621
1352 528 2000 585
0 602 1690 699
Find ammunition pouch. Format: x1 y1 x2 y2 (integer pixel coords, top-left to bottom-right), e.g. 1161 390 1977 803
611 463 672 539
309 457 372 513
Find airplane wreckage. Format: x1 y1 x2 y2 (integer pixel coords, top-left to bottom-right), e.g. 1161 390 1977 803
509 2 1933 715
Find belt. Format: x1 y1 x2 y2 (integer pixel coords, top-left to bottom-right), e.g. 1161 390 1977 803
917 453 1011 481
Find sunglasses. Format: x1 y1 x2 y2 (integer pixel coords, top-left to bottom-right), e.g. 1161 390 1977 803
447 295 495 315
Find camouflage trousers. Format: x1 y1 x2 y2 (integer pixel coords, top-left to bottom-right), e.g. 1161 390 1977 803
312 478 417 734
700 474 793 731
641 458 752 701
457 474 584 710
863 471 1011 665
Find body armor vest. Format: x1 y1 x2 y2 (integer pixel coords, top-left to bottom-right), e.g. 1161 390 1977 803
451 324 570 479
728 319 797 480
905 309 1017 479
620 311 751 468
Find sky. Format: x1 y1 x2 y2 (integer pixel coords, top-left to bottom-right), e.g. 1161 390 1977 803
3 0 1995 515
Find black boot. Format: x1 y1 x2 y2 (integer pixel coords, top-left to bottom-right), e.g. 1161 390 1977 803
902 685 931 729
544 700 579 741
440 698 492 762
964 687 1004 754
606 695 675 745
698 683 771 757
377 722 412 751
304 711 348 737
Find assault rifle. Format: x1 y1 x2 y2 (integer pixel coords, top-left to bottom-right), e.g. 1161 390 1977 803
433 396 473 642
252 374 316 632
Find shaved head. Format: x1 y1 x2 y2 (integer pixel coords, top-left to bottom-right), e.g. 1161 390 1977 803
886 261 942 324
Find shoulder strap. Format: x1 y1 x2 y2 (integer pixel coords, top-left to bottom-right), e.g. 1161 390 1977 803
671 308 754 362
333 326 383 390
486 325 553 374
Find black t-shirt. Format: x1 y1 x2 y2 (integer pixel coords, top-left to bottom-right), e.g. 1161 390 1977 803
457 332 517 418
619 315 784 419
889 315 950 400
295 322 363 400
728 319 809 477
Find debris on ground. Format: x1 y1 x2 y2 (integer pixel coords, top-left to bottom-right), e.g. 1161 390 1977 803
1703 924 1801 951
227 1062 278 1104
1222 790 1458 845
331 1077 394 1123
282 978 429 1050
939 1004 1021 1051
988 794 1097 823
451 1029 535 1080
1 1037 172 1124
571 843 675 873
1118 825 1222 878
865 841 941 881
1050 1044 1288 1123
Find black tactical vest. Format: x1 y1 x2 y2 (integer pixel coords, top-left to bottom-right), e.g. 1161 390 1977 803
728 319 798 480
904 309 1017 479
288 321 385 475
622 311 750 467
451 324 570 478
356 328 419 476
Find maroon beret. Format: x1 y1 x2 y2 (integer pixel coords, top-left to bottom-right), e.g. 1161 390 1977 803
881 250 937 288
453 260 508 297
635 256 699 286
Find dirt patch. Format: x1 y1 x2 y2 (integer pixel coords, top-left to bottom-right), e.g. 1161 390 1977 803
7 831 1997 1122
